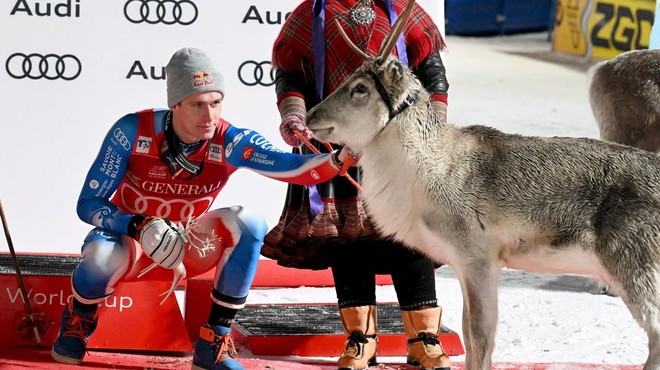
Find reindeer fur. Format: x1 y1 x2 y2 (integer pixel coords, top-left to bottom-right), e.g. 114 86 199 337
307 56 660 370
588 49 660 152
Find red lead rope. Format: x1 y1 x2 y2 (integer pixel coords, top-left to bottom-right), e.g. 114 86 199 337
294 131 363 192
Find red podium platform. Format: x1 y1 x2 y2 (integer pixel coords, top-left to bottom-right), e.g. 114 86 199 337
0 253 395 352
0 269 192 352
183 259 395 343
231 303 464 357
0 253 464 359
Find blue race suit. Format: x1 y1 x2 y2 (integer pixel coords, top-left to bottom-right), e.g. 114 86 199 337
72 108 341 310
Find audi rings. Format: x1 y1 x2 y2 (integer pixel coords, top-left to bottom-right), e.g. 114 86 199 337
114 128 131 150
5 53 82 80
238 60 275 87
124 0 198 25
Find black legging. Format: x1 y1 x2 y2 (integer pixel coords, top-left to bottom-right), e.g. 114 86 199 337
331 239 438 310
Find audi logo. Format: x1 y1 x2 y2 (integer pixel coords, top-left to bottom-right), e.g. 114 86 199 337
5 53 82 80
238 60 275 87
114 128 131 150
124 0 198 25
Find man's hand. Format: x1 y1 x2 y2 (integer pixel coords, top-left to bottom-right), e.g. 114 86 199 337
131 216 185 269
279 111 313 147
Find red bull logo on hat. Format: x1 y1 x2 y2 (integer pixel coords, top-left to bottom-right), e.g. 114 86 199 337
191 71 214 88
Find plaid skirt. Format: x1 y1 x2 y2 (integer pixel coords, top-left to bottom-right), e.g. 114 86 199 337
261 145 379 270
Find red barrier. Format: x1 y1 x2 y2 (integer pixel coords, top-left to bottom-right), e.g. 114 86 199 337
0 254 394 354
0 273 192 351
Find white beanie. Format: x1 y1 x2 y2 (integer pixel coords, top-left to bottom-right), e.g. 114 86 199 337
165 47 225 108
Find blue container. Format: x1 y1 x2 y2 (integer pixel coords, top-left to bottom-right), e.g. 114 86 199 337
445 0 501 35
445 0 554 36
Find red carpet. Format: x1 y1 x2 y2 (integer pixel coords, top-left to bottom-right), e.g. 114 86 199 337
0 346 643 370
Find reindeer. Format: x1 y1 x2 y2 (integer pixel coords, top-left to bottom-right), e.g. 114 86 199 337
305 1 660 369
588 49 660 153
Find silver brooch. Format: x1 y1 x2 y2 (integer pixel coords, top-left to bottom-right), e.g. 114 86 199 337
349 3 376 25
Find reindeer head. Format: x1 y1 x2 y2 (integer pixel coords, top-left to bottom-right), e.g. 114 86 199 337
306 0 425 152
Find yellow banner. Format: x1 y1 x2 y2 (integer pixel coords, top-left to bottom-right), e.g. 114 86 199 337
553 0 656 59
553 0 592 57
587 0 656 59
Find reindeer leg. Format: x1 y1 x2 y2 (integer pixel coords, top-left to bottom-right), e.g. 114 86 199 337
597 222 660 370
455 258 501 370
645 325 660 370
616 283 660 370
616 274 660 370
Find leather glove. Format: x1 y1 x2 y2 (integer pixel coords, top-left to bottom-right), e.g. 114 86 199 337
279 111 312 147
128 214 185 270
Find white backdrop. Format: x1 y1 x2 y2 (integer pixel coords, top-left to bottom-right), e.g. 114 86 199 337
0 0 444 254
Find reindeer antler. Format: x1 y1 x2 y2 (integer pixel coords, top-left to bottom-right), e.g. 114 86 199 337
334 19 370 60
377 0 416 61
333 0 417 62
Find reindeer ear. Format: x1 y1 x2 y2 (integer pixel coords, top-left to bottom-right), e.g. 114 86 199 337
382 58 405 85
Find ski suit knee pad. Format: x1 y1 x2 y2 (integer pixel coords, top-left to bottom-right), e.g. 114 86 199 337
211 206 267 304
72 228 131 303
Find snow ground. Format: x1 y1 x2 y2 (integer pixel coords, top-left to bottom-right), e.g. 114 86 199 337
244 266 647 366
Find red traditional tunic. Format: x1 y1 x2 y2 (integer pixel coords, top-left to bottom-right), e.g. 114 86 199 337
272 0 446 100
263 0 449 269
